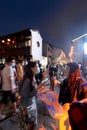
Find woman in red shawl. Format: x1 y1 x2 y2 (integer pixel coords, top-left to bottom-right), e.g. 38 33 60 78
58 62 87 105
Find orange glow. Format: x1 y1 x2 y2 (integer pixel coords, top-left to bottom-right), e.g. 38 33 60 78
7 42 9 45
12 40 15 43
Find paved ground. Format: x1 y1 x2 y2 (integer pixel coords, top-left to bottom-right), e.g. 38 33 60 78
0 103 56 130
0 115 18 130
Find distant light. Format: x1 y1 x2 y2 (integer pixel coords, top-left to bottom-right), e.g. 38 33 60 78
2 40 5 43
84 43 87 55
71 46 74 50
7 38 11 42
12 40 15 43
7 42 9 45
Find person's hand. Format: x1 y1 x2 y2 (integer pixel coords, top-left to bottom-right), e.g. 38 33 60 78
62 103 70 112
37 82 44 90
79 98 87 103
11 88 16 94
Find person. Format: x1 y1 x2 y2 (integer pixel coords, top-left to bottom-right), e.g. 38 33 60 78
18 61 43 130
0 57 18 118
16 60 24 83
0 63 4 89
35 63 43 84
11 58 17 81
0 64 5 120
58 62 87 105
49 64 59 91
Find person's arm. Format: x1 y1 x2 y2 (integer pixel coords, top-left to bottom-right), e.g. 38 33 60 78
54 79 60 88
79 98 87 103
36 82 44 90
14 69 17 81
79 81 87 100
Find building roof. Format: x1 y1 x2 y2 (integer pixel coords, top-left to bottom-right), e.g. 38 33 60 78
0 28 31 40
72 33 87 42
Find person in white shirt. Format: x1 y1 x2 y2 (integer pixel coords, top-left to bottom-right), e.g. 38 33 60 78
0 57 17 117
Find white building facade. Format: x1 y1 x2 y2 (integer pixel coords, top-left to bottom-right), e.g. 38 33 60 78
30 29 42 63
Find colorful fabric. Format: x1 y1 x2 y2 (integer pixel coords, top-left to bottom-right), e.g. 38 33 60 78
37 89 63 118
68 102 87 130
18 96 37 130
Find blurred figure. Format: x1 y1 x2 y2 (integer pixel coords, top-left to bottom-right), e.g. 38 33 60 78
58 62 87 105
16 60 24 83
49 64 58 91
35 63 43 84
0 63 4 89
11 58 17 81
0 57 17 117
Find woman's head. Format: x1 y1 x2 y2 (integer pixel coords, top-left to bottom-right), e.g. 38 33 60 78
65 62 80 77
64 62 81 99
28 61 39 75
24 61 39 77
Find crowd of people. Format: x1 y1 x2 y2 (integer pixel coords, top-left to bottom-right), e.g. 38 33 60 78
0 58 24 118
0 57 87 130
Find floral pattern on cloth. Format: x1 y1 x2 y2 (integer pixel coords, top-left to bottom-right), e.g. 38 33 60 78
18 96 37 130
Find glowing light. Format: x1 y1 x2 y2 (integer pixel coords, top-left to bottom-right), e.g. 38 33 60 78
7 38 11 42
2 40 5 43
84 43 87 55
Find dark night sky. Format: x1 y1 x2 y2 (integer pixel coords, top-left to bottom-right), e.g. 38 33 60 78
0 0 87 54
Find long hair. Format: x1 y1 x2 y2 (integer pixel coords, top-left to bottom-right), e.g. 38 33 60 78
23 61 37 90
67 68 81 101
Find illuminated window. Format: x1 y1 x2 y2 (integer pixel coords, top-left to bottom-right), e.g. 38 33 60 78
25 41 28 46
84 43 87 55
28 40 31 46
